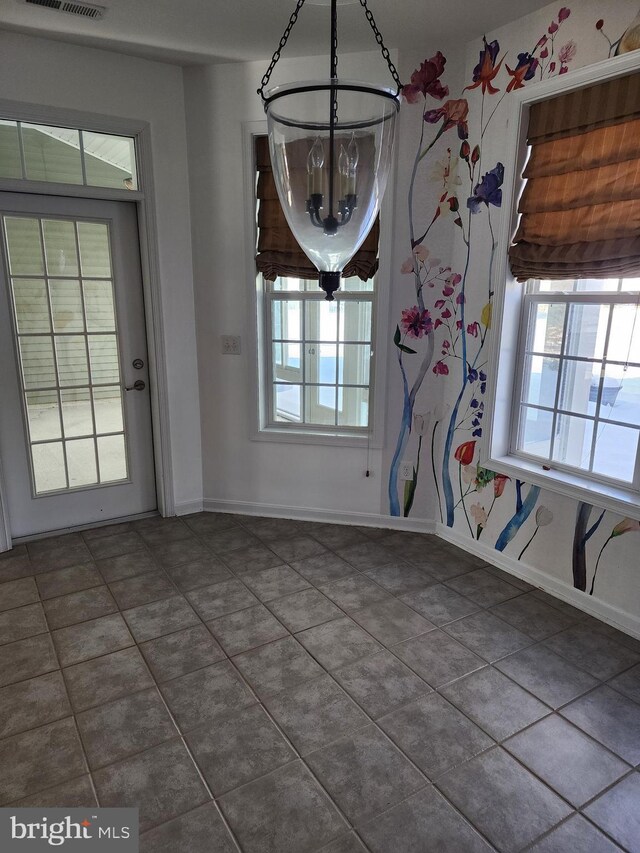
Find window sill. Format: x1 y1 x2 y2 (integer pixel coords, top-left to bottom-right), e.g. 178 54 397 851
252 425 379 448
483 452 640 521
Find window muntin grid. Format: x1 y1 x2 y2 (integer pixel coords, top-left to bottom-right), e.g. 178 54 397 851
265 276 374 431
513 278 640 490
2 213 130 495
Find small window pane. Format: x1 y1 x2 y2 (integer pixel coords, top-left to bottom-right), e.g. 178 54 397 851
12 279 50 333
22 124 83 184
55 336 89 387
50 280 84 332
77 222 111 277
272 300 301 340
88 335 120 384
552 414 593 470
0 120 22 179
339 344 370 385
535 280 576 292
620 277 640 292
42 220 79 276
338 387 369 427
608 304 640 364
66 438 98 487
83 131 137 190
599 366 640 427
84 281 116 332
575 278 619 293
4 217 44 275
592 423 638 483
341 276 374 293
60 388 94 438
20 337 56 389
305 386 336 425
26 390 61 442
97 434 128 482
93 387 124 433
558 359 597 418
32 442 67 493
519 406 553 457
271 277 307 292
273 343 302 381
306 301 338 342
522 355 558 408
274 383 301 421
565 303 608 360
529 302 565 354
341 300 372 342
307 344 337 384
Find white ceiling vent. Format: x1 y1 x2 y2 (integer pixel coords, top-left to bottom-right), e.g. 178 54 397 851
25 0 106 19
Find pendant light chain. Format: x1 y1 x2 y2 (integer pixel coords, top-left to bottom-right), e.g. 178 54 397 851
257 0 308 98
357 0 403 94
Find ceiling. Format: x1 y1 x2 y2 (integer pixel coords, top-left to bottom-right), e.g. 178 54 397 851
0 0 556 65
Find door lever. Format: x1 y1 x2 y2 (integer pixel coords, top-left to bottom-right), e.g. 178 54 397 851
125 380 146 391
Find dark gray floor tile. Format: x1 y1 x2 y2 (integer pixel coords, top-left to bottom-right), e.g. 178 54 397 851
186 578 258 621
528 814 623 853
87 531 146 560
0 634 58 688
305 724 425 825
364 563 436 595
53 613 133 666
595 622 640 655
495 644 599 708
444 610 533 662
297 617 382 671
505 715 628 807
320 576 393 612
491 592 576 640
333 650 431 719
186 703 295 795
160 660 255 731
359 785 493 853
122 595 199 642
408 551 483 581
267 588 342 632
337 541 395 571
353 525 395 540
9 775 97 808
164 557 232 592
318 832 368 853
0 671 70 738
203 528 262 555
269 535 327 564
309 524 369 550
0 602 47 645
93 738 210 833
609 663 640 705
394 630 486 688
208 603 288 655
82 522 132 541
219 760 347 853
584 773 640 853
136 518 193 547
139 624 225 683
63 646 154 712
0 577 38 612
183 511 239 535
140 803 237 853
379 692 494 779
108 570 176 609
560 685 640 764
151 537 211 569
400 583 479 625
291 552 358 585
77 687 177 769
28 536 92 573
544 624 640 680
245 517 305 541
445 569 523 607
243 565 310 602
221 544 283 576
96 550 157 583
484 564 535 592
438 746 572 853
530 589 586 619
0 552 33 584
351 599 435 647
43 585 118 629
233 636 324 698
0 717 87 805
36 564 104 601
441 666 549 740
264 674 369 754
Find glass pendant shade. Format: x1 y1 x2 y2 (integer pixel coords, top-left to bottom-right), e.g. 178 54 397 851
265 80 398 299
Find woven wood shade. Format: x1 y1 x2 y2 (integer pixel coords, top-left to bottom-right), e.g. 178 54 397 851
255 135 379 283
509 72 640 282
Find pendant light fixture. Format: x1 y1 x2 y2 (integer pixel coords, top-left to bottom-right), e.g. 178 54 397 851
258 0 401 300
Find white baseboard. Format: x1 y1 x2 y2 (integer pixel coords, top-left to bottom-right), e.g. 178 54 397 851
436 523 640 641
174 499 204 517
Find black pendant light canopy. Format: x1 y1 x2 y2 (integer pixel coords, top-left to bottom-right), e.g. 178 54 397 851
258 0 402 300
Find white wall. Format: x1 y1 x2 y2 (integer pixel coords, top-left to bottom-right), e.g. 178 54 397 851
0 30 203 512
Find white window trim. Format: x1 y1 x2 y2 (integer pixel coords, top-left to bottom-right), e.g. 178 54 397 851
242 119 394 449
483 51 640 520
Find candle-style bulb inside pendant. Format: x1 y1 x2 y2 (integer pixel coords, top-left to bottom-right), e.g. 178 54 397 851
307 136 325 195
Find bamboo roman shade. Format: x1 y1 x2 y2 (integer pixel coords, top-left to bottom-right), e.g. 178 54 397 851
255 135 379 282
509 72 640 281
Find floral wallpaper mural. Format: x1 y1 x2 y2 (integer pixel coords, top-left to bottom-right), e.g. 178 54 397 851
387 1 640 610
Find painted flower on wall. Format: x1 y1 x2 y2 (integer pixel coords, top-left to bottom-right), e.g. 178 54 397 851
402 52 449 102
589 517 640 594
401 306 433 338
467 163 504 213
465 37 504 95
506 52 539 91
424 99 470 139
454 440 476 466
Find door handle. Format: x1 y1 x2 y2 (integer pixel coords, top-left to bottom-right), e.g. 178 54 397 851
125 380 146 392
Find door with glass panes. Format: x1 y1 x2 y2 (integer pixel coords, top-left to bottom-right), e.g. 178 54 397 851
0 193 156 538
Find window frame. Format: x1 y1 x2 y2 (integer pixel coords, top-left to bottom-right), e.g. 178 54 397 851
243 120 394 448
483 51 640 519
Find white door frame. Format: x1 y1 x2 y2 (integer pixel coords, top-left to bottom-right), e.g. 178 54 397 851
0 98 176 549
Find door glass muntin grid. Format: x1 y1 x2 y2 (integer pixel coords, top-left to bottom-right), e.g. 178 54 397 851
2 212 131 495
513 278 640 489
266 276 374 430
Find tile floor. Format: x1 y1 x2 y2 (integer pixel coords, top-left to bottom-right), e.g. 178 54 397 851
0 512 639 852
